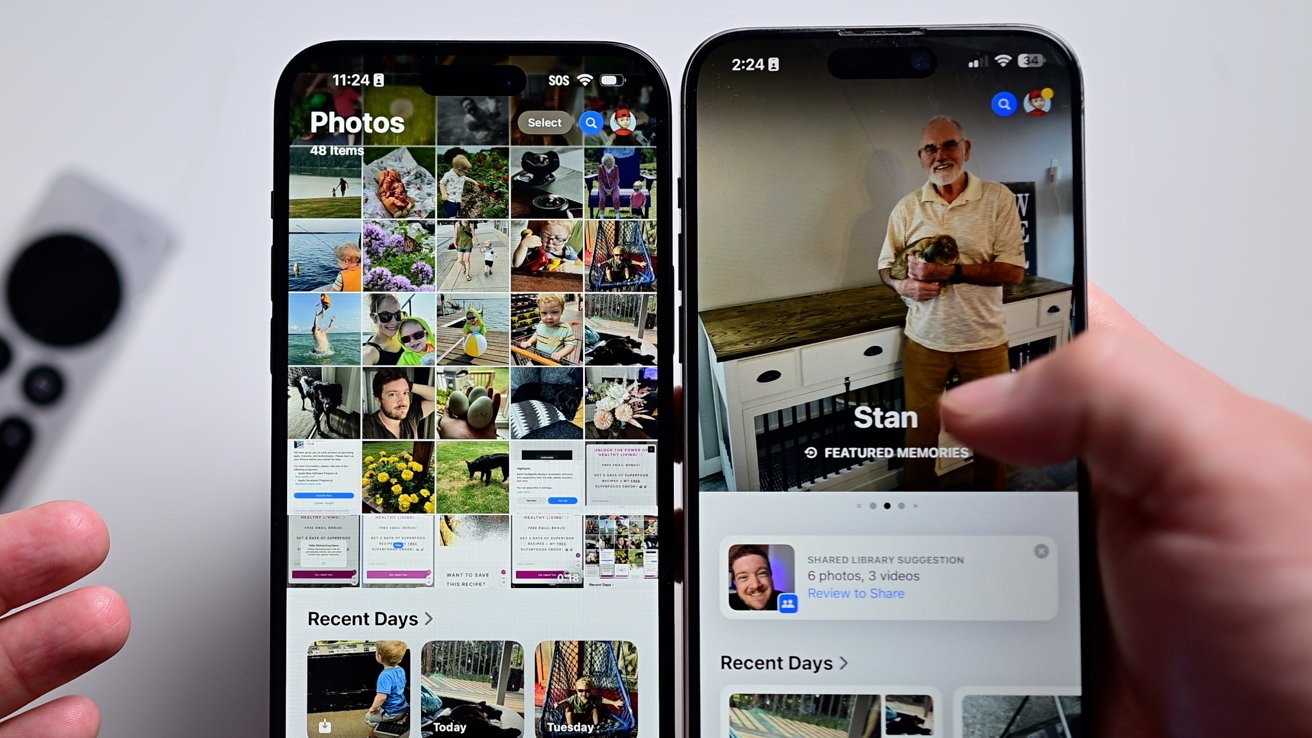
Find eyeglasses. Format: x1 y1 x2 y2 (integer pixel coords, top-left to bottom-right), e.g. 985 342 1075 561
918 139 963 157
576 689 591 694
541 233 569 244
373 310 403 323
401 329 427 343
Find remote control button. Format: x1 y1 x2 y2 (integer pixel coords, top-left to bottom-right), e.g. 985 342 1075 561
8 234 122 346
23 365 64 405
0 417 34 496
0 336 10 374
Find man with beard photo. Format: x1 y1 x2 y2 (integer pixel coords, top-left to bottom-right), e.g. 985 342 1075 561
728 544 781 611
363 368 437 439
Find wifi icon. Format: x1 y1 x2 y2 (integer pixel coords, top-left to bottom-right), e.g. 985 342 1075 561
576 73 595 86
994 54 1013 67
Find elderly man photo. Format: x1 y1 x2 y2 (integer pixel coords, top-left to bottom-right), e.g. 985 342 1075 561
877 115 1025 491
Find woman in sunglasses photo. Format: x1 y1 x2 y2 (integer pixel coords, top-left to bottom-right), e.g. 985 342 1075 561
362 293 406 366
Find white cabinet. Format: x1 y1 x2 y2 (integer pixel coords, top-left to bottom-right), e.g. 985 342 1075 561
703 288 1072 492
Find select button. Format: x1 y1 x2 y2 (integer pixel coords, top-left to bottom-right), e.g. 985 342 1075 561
516 111 573 136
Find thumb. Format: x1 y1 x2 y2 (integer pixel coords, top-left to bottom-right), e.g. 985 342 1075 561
940 328 1311 529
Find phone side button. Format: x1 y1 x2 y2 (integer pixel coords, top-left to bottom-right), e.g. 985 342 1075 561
270 316 277 376
677 176 683 209
678 305 686 363
677 232 685 292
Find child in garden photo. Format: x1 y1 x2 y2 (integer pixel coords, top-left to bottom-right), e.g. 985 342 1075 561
439 154 483 218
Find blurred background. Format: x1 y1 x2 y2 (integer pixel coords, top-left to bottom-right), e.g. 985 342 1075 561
2 1 1309 736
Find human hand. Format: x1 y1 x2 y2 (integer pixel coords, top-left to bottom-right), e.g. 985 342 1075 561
906 254 950 282
940 284 1312 738
0 501 131 738
439 390 504 439
896 278 941 302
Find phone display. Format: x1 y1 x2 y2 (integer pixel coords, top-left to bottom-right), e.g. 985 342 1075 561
275 43 671 738
684 29 1087 737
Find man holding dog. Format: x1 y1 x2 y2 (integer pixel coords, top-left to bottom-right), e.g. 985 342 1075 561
363 368 437 439
877 115 1025 491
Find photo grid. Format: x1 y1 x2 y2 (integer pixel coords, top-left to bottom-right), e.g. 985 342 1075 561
287 64 661 595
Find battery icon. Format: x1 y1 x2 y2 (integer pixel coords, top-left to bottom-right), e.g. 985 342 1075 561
600 74 625 86
1017 54 1045 68
372 73 384 87
768 57 780 71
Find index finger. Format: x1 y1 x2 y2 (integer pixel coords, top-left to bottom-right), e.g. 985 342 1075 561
0 502 109 615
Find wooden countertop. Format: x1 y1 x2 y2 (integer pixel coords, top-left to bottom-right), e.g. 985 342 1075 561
700 275 1072 362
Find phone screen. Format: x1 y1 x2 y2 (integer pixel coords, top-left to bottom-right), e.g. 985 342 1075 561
686 30 1086 737
276 45 671 738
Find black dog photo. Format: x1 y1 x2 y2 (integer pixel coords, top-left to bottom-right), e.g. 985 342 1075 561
289 367 361 439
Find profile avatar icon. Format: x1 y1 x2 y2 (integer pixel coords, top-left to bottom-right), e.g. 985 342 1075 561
609 108 635 135
1023 88 1054 116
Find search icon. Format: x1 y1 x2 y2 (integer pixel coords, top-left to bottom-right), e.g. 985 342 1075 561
991 91 1018 117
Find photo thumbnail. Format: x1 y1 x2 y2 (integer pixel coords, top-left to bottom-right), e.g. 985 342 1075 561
509 367 583 440
361 514 434 587
729 694 884 738
288 367 361 440
510 221 586 294
583 294 657 366
886 695 934 736
438 95 509 146
362 220 436 292
436 514 510 589
436 367 510 440
584 515 658 582
726 543 794 612
432 293 511 367
289 68 362 146
362 366 437 440
435 219 511 292
306 640 410 738
420 641 526 735
584 367 657 440
961 694 1079 738
585 220 657 292
512 293 583 366
361 76 435 146
289 148 362 219
438 441 510 514
362 441 436 514
289 219 363 291
535 641 638 737
510 147 585 219
289 516 359 587
437 146 509 219
289 292 362 366
364 146 436 219
362 292 438 367
584 148 655 219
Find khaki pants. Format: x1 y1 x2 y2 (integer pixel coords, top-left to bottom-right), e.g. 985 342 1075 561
902 337 1011 491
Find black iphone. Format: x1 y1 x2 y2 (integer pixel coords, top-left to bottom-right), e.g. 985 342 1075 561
274 42 673 738
683 27 1089 737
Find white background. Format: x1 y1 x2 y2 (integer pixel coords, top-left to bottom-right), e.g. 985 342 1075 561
2 1 1310 736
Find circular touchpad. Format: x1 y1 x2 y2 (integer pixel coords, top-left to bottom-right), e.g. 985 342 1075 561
7 234 122 346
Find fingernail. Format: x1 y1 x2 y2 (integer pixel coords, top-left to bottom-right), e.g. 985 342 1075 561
941 372 1018 415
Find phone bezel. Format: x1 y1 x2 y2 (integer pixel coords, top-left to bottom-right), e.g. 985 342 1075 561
680 25 1095 737
271 40 675 737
